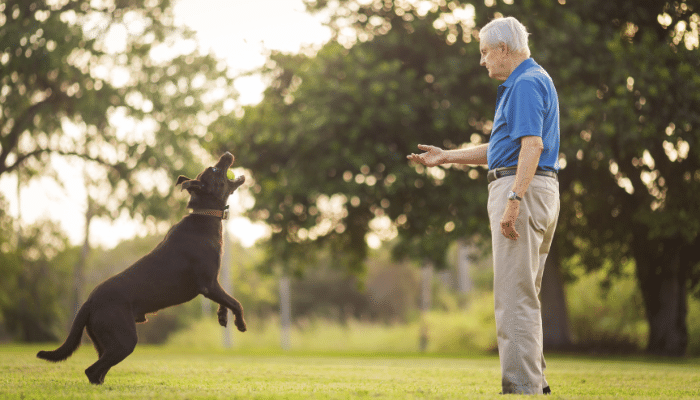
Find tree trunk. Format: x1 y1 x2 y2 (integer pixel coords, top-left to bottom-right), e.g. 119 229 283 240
540 246 572 350
634 238 688 356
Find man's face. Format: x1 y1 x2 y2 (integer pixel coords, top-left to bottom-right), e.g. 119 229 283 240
480 42 509 81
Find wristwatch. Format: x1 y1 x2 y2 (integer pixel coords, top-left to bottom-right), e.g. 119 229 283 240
507 191 522 201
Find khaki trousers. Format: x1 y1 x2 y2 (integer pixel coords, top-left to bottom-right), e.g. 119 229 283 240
487 174 560 395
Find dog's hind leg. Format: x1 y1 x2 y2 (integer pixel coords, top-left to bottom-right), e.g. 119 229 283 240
85 324 104 358
203 283 247 332
84 306 137 384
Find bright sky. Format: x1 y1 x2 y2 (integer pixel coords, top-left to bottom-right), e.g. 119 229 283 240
173 0 331 104
0 0 330 249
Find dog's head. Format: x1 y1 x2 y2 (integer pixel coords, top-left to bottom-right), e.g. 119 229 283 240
176 152 245 211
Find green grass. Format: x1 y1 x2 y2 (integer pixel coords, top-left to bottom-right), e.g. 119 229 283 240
2 345 699 399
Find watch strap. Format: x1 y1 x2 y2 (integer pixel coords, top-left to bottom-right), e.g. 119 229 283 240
508 191 522 201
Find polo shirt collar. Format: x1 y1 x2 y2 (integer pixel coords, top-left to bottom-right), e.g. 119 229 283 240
500 58 538 88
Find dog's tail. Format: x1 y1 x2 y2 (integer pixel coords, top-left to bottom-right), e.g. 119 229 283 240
37 302 89 362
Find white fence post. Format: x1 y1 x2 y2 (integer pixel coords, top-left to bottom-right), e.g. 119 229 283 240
420 261 434 352
457 241 473 295
279 275 291 351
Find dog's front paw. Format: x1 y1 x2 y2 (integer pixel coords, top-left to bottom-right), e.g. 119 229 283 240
218 313 228 327
235 318 247 332
216 304 228 327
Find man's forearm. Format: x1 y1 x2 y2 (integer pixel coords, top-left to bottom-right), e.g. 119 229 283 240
511 137 543 197
443 144 489 165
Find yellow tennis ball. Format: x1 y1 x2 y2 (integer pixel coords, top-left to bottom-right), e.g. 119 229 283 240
227 169 235 180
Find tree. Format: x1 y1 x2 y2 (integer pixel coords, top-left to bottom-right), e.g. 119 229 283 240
559 0 700 356
318 0 700 356
1 0 236 217
211 3 495 276
211 0 573 348
1 0 238 340
214 0 700 355
0 214 76 341
465 0 699 355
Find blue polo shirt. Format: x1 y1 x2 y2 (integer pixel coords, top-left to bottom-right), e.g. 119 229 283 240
487 58 560 172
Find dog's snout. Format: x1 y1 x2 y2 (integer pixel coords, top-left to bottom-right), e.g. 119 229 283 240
214 152 234 172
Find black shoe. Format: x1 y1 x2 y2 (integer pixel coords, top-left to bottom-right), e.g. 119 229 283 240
499 387 552 395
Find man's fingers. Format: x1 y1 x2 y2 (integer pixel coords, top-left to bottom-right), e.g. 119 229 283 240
501 228 518 240
500 221 519 240
407 145 429 160
408 145 442 167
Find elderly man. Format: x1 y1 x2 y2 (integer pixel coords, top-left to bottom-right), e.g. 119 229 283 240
408 16 560 395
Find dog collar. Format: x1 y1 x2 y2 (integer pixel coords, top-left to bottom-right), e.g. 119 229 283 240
189 205 229 220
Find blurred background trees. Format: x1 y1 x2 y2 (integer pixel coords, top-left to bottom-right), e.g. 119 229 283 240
213 0 700 356
0 0 236 340
510 0 700 356
1 0 699 357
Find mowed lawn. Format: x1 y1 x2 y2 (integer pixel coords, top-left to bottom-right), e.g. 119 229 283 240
1 345 699 399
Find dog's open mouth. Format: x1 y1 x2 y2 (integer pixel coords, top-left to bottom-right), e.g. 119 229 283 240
177 152 243 194
211 166 240 183
215 152 244 188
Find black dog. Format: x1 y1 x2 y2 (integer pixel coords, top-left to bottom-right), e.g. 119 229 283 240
38 152 247 384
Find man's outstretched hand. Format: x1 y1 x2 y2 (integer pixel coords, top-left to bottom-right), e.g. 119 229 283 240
407 144 446 167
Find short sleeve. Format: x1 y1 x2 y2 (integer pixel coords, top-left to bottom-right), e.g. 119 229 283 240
508 79 545 140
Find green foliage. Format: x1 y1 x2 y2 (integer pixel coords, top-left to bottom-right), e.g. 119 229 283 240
1 0 242 342
537 0 699 356
0 219 76 342
212 3 495 273
170 308 494 355
0 195 18 329
133 303 197 345
423 291 497 354
285 247 422 323
83 234 164 295
0 0 237 223
220 241 422 324
215 0 699 291
296 0 700 355
224 240 279 318
540 0 700 277
687 298 700 356
566 269 648 352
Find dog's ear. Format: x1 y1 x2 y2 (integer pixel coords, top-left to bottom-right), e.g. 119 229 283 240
177 176 204 192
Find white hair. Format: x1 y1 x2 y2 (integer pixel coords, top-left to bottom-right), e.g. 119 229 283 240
479 16 531 58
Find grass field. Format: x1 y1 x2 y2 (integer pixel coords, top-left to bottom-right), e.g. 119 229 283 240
1 345 699 399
